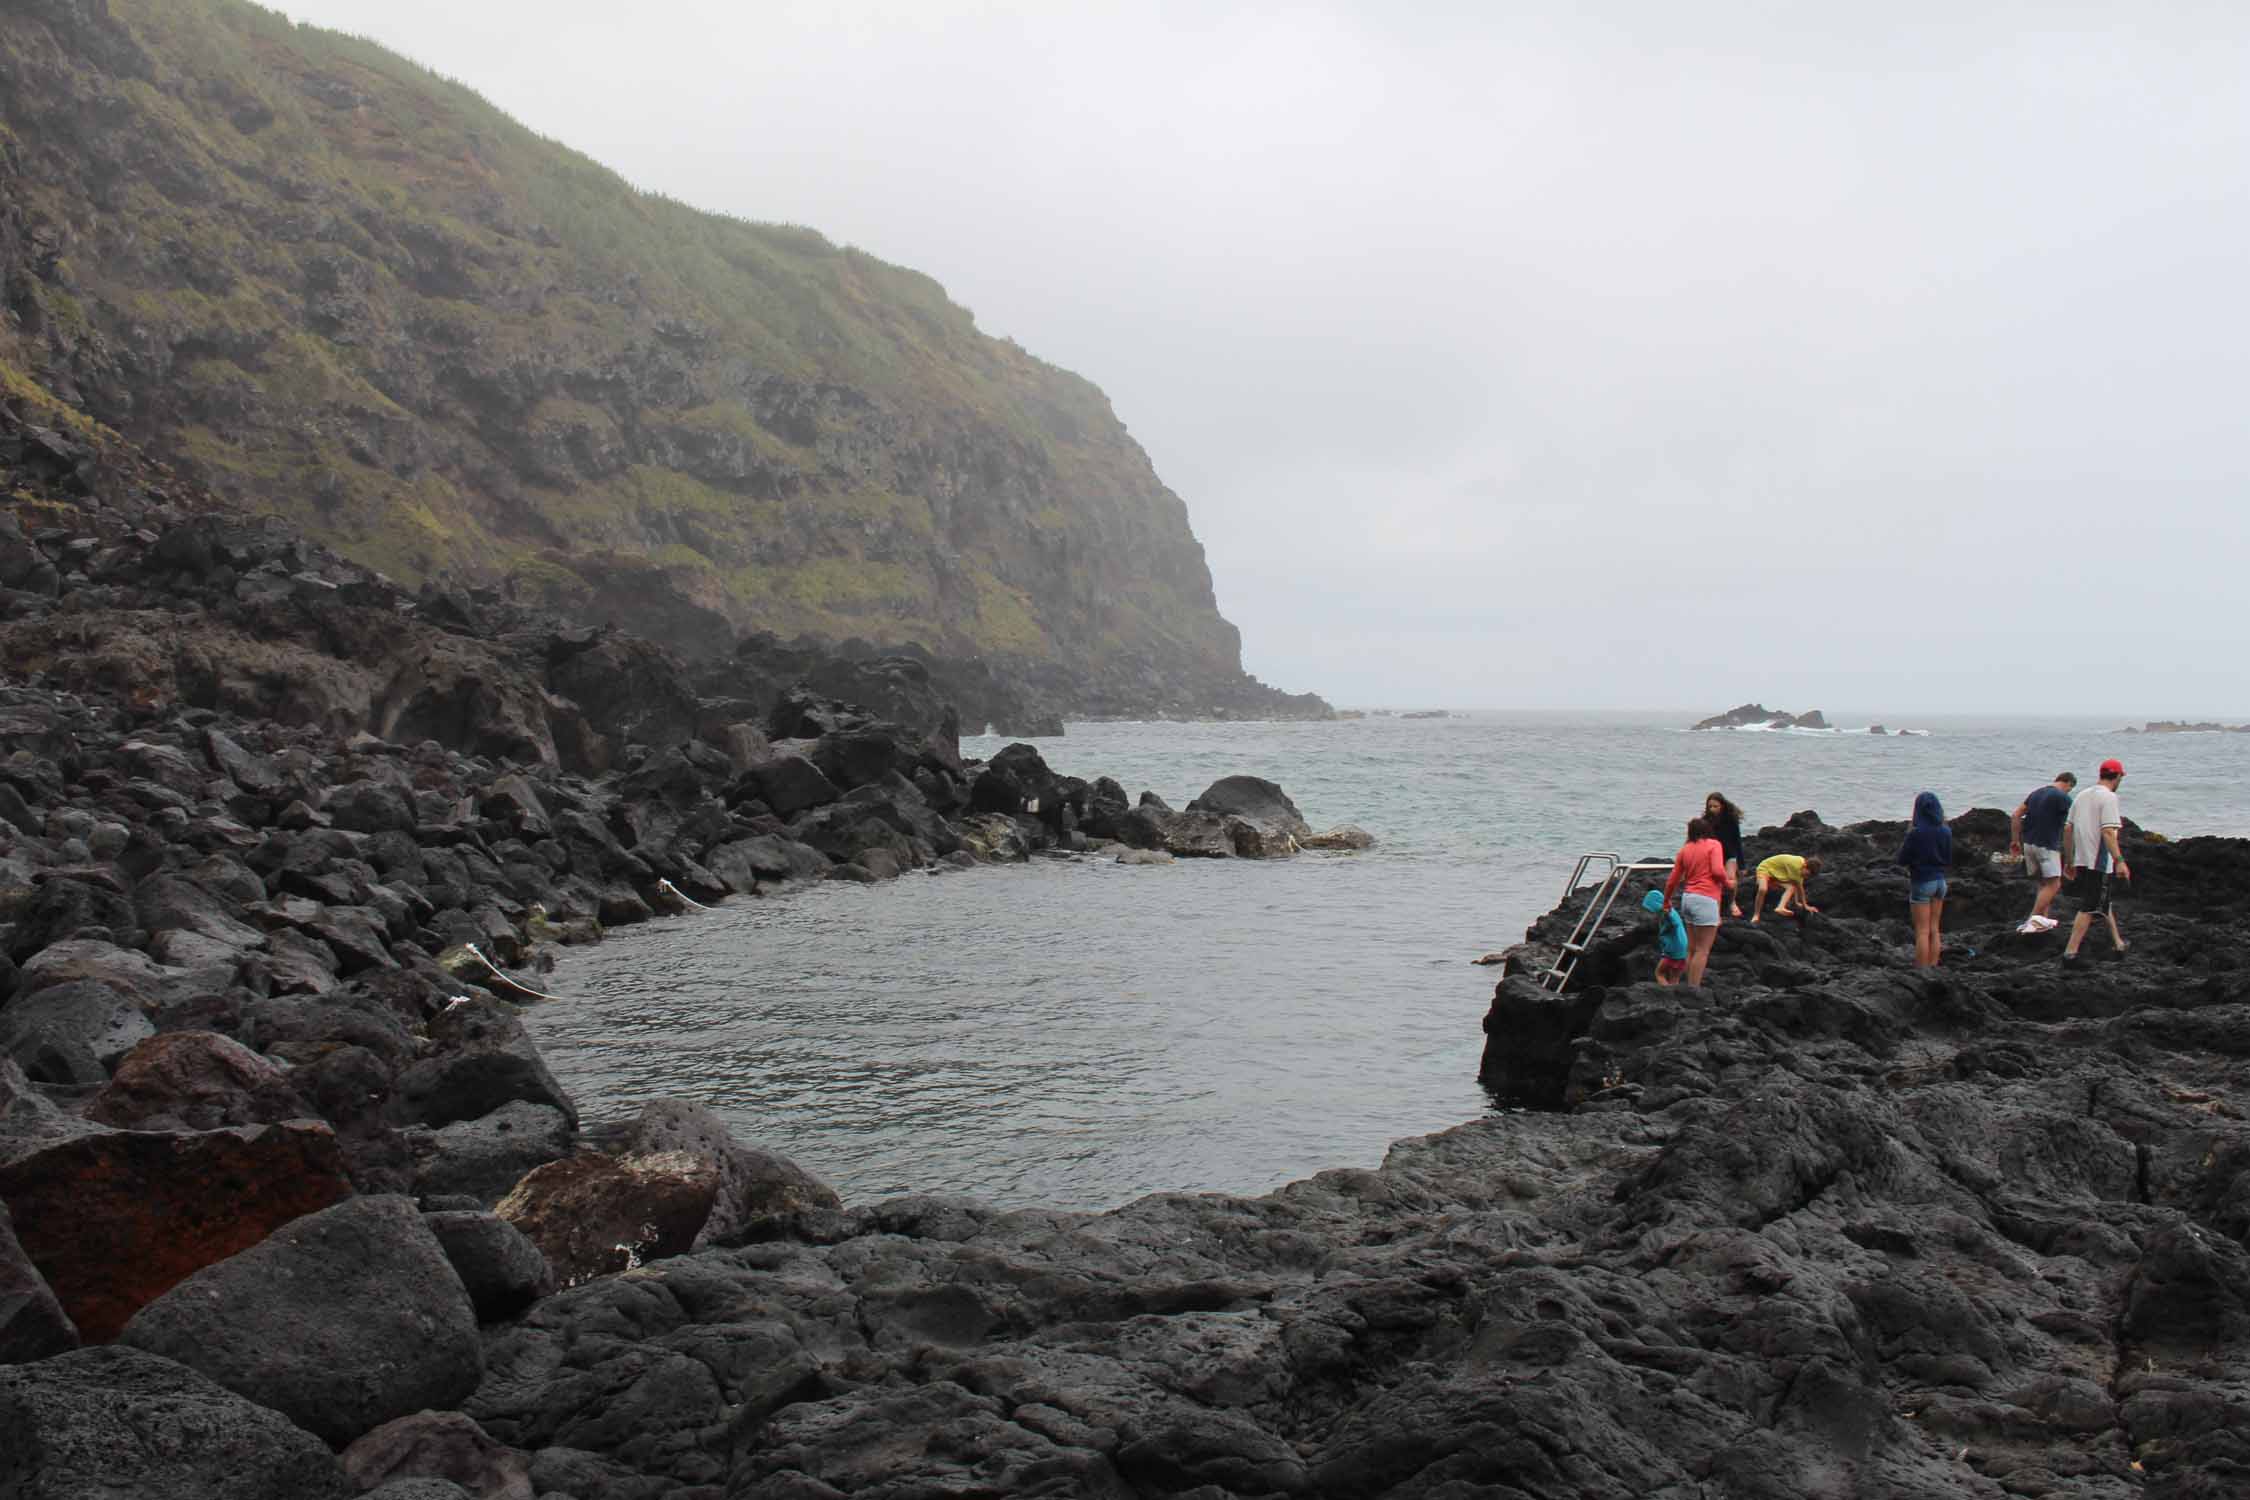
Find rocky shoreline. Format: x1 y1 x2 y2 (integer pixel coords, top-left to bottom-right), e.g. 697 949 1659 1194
1 402 1378 1498
9 415 2250 1497
1477 809 2250 1496
13 770 2244 1500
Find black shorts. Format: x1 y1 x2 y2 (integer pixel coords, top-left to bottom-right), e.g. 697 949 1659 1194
2066 867 2112 915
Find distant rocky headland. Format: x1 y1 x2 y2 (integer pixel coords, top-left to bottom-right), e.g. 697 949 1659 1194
0 0 1329 726
2123 720 2250 734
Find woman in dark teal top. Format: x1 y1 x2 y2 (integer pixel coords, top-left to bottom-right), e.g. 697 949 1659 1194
1705 792 1746 918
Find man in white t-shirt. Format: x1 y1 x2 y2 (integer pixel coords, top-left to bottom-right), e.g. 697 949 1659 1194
2062 758 2130 963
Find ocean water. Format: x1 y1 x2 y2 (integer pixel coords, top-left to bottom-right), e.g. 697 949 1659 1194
536 712 2249 1211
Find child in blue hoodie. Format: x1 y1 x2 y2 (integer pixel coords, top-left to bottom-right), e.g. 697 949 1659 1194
1643 888 1689 985
1897 791 1953 967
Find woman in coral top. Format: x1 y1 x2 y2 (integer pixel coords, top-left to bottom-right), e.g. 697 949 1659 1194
1661 816 1735 986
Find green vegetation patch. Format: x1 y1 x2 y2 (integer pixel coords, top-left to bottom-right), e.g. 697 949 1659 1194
968 572 1052 656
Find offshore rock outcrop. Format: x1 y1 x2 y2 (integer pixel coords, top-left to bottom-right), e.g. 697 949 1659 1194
2126 722 2250 735
1692 702 1833 730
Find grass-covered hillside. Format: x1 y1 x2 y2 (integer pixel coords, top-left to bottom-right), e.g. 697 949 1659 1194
0 0 1299 712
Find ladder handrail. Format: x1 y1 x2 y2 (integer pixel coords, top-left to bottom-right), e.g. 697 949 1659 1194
1559 852 1621 903
1538 853 1680 991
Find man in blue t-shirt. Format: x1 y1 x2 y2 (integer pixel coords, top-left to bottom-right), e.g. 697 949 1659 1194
2009 770 2077 931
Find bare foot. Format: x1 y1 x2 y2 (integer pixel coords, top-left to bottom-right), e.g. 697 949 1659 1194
1750 915 1761 924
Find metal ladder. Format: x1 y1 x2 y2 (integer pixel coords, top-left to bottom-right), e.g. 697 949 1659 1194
1538 852 1676 991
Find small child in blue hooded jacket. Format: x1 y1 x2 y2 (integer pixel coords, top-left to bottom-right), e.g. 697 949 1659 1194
1643 888 1689 985
1897 791 1953 967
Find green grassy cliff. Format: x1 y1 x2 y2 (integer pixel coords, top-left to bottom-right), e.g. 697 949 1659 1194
0 0 1317 716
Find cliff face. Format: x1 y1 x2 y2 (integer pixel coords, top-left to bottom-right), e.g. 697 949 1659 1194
0 0 1322 719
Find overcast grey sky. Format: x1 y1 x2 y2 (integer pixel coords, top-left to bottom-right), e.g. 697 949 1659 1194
277 1 2248 715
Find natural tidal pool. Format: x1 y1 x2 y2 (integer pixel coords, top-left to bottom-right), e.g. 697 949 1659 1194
537 850 1489 1209
533 712 2250 1209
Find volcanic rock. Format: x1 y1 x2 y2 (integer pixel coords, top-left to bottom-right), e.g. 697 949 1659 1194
86 1030 307 1130
1156 810 1237 859
494 1150 722 1286
15 937 172 1002
0 1120 351 1341
0 978 153 1085
6 880 140 967
615 1099 844 1248
342 1409 535 1500
390 996 576 1130
406 1099 579 1207
1186 774 1311 843
811 724 914 791
0 1200 76 1363
970 742 1065 823
0 1346 349 1499
325 779 419 835
422 1209 553 1322
739 753 840 819
136 871 265 956
0 1058 103 1165
1690 701 1834 730
954 812 1032 862
120 1195 482 1447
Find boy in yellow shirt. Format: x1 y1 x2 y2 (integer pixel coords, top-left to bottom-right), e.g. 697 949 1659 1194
1751 854 1823 922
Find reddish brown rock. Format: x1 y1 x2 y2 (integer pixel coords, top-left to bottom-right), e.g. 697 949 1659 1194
86 1031 308 1131
0 1122 351 1340
493 1150 718 1288
620 1099 844 1248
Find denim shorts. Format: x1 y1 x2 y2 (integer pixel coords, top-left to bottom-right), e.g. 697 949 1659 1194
1679 893 1721 927
1909 876 1948 905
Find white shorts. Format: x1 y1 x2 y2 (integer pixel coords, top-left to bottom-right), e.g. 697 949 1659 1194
1679 893 1721 928
2023 846 2062 879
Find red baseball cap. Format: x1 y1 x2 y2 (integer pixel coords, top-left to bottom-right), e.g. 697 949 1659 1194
2100 758 2125 777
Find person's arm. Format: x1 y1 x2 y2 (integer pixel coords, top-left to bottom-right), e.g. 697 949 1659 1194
1720 850 1737 892
2010 803 2027 852
2103 824 2130 879
1663 856 1684 907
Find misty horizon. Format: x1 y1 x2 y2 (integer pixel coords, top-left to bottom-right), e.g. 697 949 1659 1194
276 1 2250 718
